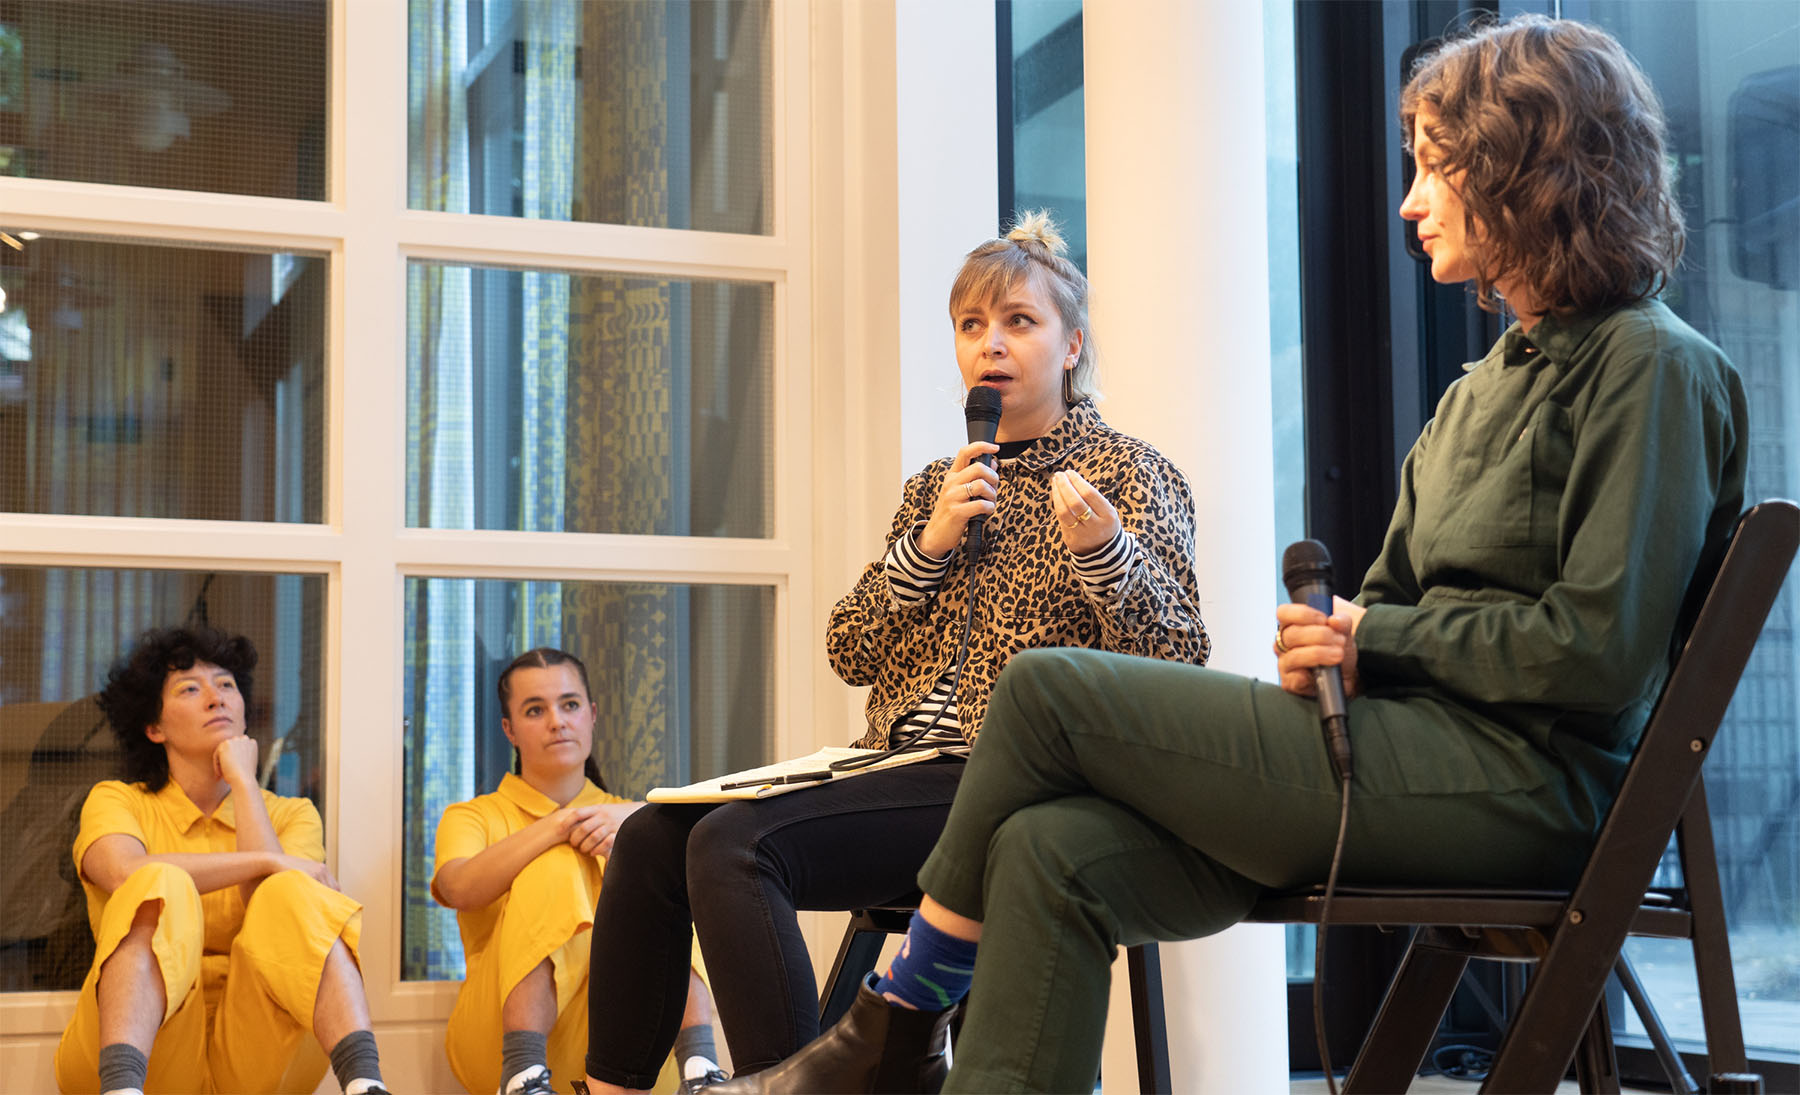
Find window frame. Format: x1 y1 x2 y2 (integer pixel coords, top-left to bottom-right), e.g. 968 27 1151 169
0 0 819 1045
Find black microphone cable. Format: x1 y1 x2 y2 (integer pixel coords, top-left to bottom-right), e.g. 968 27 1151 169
839 389 1001 772
828 572 979 772
1283 539 1355 1095
1316 775 1352 1095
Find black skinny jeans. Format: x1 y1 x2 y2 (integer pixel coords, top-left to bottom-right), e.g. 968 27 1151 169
584 760 965 1088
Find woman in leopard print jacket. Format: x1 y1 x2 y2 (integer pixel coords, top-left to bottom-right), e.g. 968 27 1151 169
829 394 1208 748
583 213 1207 1093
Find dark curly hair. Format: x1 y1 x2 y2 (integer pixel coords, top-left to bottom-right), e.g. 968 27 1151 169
1401 14 1684 316
97 626 257 791
497 647 607 791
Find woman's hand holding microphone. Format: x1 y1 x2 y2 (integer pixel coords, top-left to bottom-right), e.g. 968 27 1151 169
916 441 1001 559
918 449 1121 561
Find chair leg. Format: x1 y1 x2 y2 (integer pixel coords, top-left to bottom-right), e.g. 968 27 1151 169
819 916 890 1027
1676 783 1750 1075
1126 943 1171 1095
1615 953 1697 1095
1343 929 1468 1095
1572 995 1622 1095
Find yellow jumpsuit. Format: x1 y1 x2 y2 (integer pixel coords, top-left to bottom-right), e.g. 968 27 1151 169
433 774 696 1095
55 780 361 1095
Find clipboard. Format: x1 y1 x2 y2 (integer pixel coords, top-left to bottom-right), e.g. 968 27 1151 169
647 746 948 803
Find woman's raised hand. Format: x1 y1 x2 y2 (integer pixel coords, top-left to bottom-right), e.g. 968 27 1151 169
916 440 1001 559
1274 596 1365 700
1051 470 1119 554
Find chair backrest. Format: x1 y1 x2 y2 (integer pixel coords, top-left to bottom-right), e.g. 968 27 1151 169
1562 501 1794 906
1495 499 1797 1068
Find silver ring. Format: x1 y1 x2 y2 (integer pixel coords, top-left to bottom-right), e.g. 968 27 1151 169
966 482 977 501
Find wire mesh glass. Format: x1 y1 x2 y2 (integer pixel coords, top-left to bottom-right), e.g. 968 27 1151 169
0 232 326 522
0 1 327 199
408 0 771 234
0 565 326 993
399 574 774 981
406 259 772 537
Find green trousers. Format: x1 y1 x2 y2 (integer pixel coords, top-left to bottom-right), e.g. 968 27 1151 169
916 648 1597 1093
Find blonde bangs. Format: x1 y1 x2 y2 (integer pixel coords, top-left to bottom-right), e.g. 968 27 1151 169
949 245 1041 320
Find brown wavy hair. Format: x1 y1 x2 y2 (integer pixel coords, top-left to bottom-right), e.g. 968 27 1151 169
1401 14 1684 315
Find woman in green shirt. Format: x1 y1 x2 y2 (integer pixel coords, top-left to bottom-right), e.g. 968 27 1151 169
715 14 1750 1095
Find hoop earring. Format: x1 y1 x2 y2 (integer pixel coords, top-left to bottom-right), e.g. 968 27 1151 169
1062 368 1077 406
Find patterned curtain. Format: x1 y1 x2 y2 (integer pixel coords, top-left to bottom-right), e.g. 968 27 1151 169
518 0 577 645
402 0 475 980
565 1 686 797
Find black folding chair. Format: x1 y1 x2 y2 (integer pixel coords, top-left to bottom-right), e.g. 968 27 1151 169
1238 500 1797 1092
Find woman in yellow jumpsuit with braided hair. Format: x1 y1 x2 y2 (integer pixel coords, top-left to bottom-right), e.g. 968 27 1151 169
433 648 719 1095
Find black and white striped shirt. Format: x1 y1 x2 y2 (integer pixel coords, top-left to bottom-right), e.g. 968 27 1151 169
882 471 1142 752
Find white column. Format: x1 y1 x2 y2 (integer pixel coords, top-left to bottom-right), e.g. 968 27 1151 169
894 0 998 477
1084 1 1290 1091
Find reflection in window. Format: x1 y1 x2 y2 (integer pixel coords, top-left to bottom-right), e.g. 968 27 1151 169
1507 0 1800 1057
408 0 771 234
406 260 772 537
0 2 326 199
400 576 774 981
0 233 326 522
0 566 325 992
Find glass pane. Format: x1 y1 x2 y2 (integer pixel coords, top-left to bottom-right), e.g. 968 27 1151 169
1511 0 1800 1057
399 575 775 981
0 566 326 992
1264 0 1312 984
0 232 326 522
406 260 772 537
1004 0 1086 266
408 0 771 234
0 2 327 199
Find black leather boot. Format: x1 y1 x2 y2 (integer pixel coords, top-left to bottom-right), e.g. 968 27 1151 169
710 974 955 1094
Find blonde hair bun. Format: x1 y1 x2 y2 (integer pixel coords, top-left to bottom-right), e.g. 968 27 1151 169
1006 210 1068 255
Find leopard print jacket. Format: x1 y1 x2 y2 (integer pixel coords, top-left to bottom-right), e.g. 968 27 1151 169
828 400 1210 749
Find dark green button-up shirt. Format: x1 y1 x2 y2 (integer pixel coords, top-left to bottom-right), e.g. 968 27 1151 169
1354 298 1748 818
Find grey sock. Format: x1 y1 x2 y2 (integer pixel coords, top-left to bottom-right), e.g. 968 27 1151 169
673 1024 719 1075
328 1030 382 1092
500 1029 549 1092
97 1043 149 1093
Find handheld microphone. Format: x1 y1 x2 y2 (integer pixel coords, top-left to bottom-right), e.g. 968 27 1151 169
962 386 1004 562
1282 539 1353 783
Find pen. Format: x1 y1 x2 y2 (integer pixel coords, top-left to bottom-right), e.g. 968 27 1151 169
720 770 834 791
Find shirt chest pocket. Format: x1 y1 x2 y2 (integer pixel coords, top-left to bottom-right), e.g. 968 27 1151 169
1433 400 1574 550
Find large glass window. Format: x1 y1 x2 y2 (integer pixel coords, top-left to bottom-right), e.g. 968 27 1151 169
0 2 327 199
408 0 771 234
997 0 1086 265
0 566 326 992
399 575 774 981
405 260 772 537
0 232 327 523
1290 0 1797 1078
1510 0 1800 1060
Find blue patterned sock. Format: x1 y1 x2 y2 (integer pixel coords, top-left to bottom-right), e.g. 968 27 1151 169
872 910 979 1011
